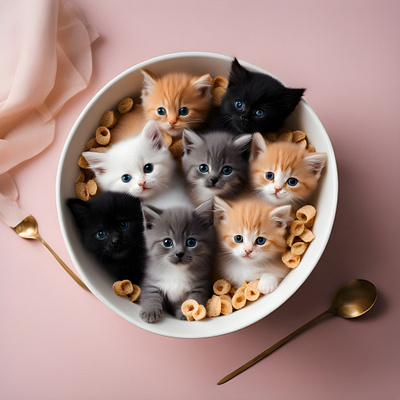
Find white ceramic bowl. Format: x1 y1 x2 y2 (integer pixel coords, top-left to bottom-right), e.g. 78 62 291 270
56 52 338 339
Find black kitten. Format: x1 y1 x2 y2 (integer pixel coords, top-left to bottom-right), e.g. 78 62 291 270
212 58 305 135
67 192 146 285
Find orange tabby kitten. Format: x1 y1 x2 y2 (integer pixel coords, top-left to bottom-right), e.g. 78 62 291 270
250 132 327 208
214 196 292 294
141 69 213 138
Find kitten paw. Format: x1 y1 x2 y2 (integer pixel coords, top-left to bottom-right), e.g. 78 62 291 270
258 275 280 295
140 308 163 323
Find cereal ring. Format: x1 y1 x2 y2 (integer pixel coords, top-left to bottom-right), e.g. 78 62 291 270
86 179 98 196
296 205 317 227
206 295 222 317
211 87 226 107
127 284 141 302
291 241 308 256
84 137 98 151
75 182 89 201
279 131 293 142
100 110 117 128
113 280 134 296
266 133 278 142
232 292 246 310
219 294 232 303
300 227 315 243
161 132 173 147
286 233 296 247
89 146 109 153
220 299 233 315
192 304 206 321
290 220 305 236
75 170 86 184
306 144 315 152
292 130 306 143
78 155 89 169
181 299 199 321
297 139 307 149
118 97 134 114
282 250 301 269
244 280 260 301
95 126 111 146
213 279 232 295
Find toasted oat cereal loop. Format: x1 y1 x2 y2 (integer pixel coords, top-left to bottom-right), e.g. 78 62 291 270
282 250 301 269
117 97 134 114
292 130 306 143
291 241 308 256
181 299 199 320
244 281 260 301
113 280 134 296
86 179 98 196
127 284 141 302
84 137 98 151
299 227 315 243
206 295 222 317
213 279 232 295
296 205 317 227
100 110 117 128
75 182 90 201
231 292 246 310
290 220 305 236
220 299 233 315
95 126 111 146
78 155 89 169
193 304 207 321
219 294 232 303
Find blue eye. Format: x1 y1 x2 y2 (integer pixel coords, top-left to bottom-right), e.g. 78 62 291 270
234 235 243 243
179 107 189 116
96 230 107 240
255 109 264 117
121 174 132 183
222 166 232 175
186 238 197 248
287 177 298 186
163 238 173 248
157 107 166 115
199 164 209 173
143 163 154 173
235 100 244 110
120 221 130 231
255 237 266 245
265 172 274 181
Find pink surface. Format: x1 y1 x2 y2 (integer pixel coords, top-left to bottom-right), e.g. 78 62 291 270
1 1 399 399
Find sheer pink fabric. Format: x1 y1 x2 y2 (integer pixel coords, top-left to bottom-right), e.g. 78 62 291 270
0 0 98 227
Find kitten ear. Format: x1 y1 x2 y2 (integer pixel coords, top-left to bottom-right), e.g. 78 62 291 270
192 73 212 98
142 205 163 230
284 87 306 112
82 151 107 175
182 129 204 154
142 120 167 150
229 58 249 86
269 205 293 229
249 132 267 161
304 152 327 178
66 198 90 229
233 134 253 155
195 199 214 226
141 69 158 97
213 196 232 224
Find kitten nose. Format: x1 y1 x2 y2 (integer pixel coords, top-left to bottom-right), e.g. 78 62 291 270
176 252 185 258
210 177 219 185
274 186 282 193
244 248 253 255
138 180 146 187
241 116 250 124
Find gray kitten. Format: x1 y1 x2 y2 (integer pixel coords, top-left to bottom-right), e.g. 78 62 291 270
182 129 252 206
139 200 216 323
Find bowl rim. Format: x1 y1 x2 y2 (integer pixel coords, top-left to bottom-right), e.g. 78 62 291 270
56 51 338 339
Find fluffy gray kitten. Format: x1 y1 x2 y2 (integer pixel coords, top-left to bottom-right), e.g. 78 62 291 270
182 129 252 206
139 200 216 323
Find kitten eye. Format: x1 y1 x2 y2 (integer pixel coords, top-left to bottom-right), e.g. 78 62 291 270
186 237 197 248
234 235 243 243
143 163 154 173
121 174 132 183
199 164 209 173
179 107 189 116
157 107 166 115
163 238 173 248
222 166 233 175
120 221 130 231
255 236 266 245
96 230 107 240
287 177 298 186
265 172 274 181
234 100 244 110
255 109 264 117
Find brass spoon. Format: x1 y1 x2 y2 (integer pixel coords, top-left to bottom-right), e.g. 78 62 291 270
12 215 90 292
217 279 377 385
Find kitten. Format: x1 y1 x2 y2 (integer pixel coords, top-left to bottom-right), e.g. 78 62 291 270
141 69 213 138
214 196 292 295
82 120 175 201
181 129 252 206
139 201 216 323
212 58 305 135
66 192 146 285
250 132 327 207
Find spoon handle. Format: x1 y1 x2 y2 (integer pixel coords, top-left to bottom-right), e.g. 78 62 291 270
36 234 91 292
217 309 332 385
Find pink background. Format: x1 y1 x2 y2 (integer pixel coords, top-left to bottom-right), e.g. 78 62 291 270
1 1 399 399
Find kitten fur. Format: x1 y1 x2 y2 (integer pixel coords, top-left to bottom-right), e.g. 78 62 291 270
82 120 175 201
66 192 146 285
141 69 213 138
182 129 252 206
140 201 216 323
250 132 327 207
214 196 292 295
212 58 305 135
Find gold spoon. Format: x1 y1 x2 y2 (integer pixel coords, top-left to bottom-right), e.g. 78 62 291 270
217 279 377 385
12 215 90 292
